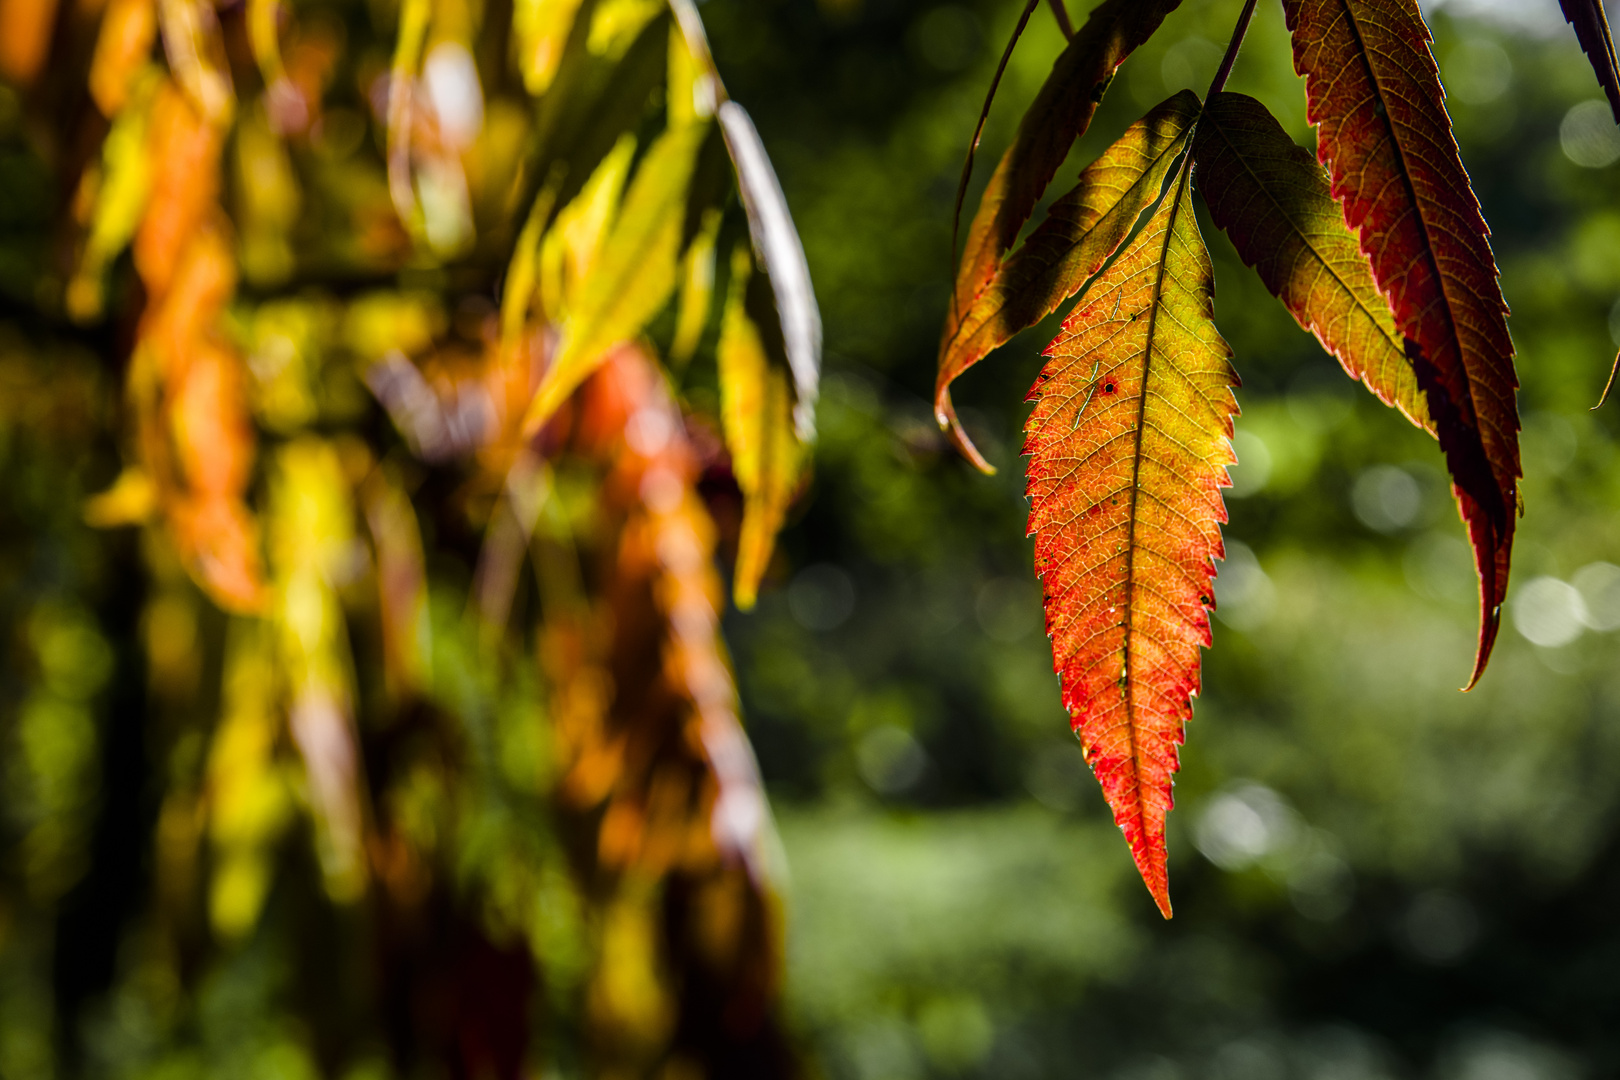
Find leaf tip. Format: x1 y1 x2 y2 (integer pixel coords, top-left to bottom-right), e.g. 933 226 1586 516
1461 603 1502 692
1131 841 1173 919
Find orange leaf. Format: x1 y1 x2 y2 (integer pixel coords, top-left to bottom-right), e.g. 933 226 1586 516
89 0 158 117
1025 161 1237 918
0 0 60 86
1285 0 1520 688
1192 92 1430 433
134 80 224 298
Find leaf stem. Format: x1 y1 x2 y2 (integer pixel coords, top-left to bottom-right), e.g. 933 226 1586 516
950 0 1040 274
1596 346 1620 409
1046 0 1075 40
1206 0 1259 99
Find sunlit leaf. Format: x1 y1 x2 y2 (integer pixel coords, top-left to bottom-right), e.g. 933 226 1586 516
385 0 431 232
156 0 234 122
538 132 636 324
718 102 820 441
1024 161 1237 919
1192 91 1430 433
670 207 722 367
938 91 1199 472
720 244 806 611
269 438 367 902
133 79 224 298
523 121 709 435
514 0 587 95
67 74 158 321
1285 0 1520 688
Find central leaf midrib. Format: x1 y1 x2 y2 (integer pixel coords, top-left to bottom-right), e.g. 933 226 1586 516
1336 0 1480 434
1121 157 1193 839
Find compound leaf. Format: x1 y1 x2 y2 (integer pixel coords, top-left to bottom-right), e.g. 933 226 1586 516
1285 0 1520 688
1025 162 1237 918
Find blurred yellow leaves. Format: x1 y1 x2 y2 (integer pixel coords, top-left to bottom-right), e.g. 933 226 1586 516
514 0 586 94
206 623 295 940
523 122 709 435
68 73 157 322
719 246 807 610
269 439 367 902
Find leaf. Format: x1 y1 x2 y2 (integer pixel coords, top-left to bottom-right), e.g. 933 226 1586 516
269 438 367 901
156 0 234 122
1191 92 1430 433
537 132 636 323
384 0 430 232
670 207 722 366
134 79 224 299
527 3 667 216
1024 162 1237 918
1285 0 1520 688
522 121 710 435
68 73 157 321
513 0 588 95
938 91 1200 472
947 0 1183 360
0 0 60 86
718 102 821 442
89 0 157 117
1560 0 1620 124
720 244 806 610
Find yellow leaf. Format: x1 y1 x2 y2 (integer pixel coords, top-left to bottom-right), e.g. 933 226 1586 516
588 0 662 60
719 245 806 610
524 122 709 435
513 0 587 95
67 73 158 322
539 132 636 324
83 468 157 527
669 207 721 367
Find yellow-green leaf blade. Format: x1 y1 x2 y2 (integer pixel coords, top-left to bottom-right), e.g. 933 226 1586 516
522 121 709 436
1192 91 1431 434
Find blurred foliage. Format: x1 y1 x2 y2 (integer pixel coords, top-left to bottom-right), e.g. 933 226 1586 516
2 0 1620 1079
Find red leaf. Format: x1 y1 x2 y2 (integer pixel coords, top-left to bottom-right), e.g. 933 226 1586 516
1560 0 1620 123
1025 161 1237 918
1285 0 1520 688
